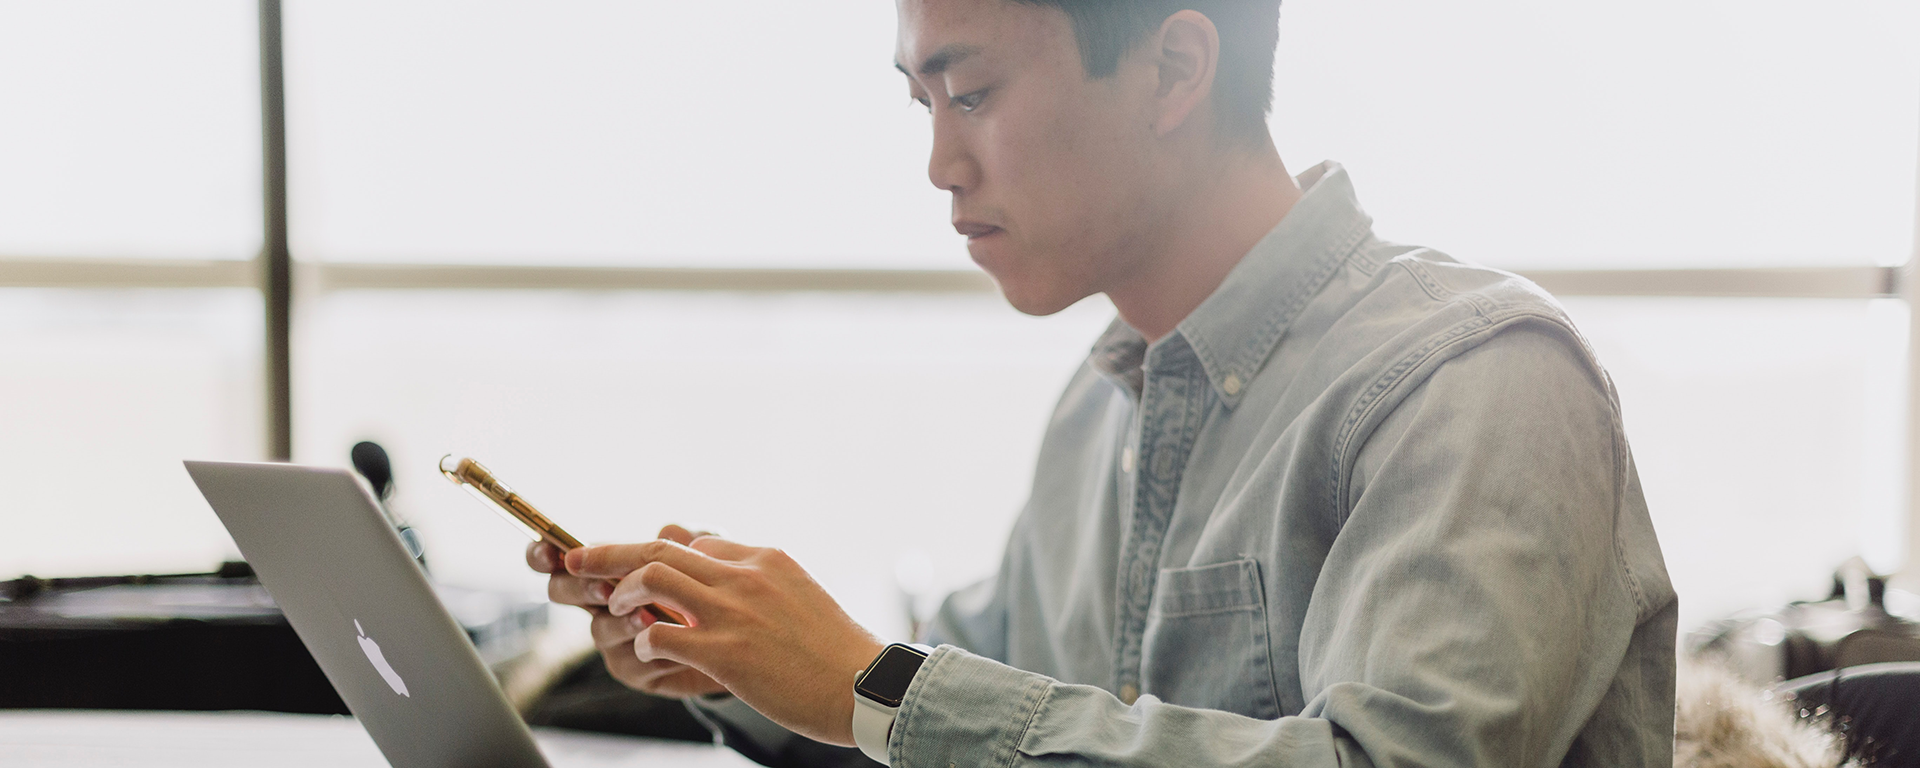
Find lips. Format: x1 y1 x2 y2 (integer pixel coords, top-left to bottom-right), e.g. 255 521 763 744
953 220 1002 240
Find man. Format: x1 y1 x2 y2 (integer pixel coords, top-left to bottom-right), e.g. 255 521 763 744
531 0 1678 765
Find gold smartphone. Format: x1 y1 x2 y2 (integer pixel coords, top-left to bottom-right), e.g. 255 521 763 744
440 455 686 625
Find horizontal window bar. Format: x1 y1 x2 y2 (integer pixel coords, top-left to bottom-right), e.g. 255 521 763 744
309 262 999 293
0 257 256 289
1521 266 1901 299
0 257 1904 299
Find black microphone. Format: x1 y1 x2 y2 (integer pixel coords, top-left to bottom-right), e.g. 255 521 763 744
351 441 394 501
350 440 427 570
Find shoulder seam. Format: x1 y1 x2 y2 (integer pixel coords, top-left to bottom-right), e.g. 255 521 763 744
1329 312 1493 516
1329 307 1585 516
1326 308 1653 615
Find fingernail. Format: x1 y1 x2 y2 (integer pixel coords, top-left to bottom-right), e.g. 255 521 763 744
564 548 586 573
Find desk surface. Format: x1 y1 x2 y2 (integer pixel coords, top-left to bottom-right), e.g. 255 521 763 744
0 709 758 767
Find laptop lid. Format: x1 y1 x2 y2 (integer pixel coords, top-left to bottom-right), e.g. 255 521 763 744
185 460 549 768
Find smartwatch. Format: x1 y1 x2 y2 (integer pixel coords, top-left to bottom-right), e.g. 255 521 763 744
851 643 932 765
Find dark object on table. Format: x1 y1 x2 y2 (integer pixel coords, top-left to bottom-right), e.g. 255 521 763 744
1778 662 1920 767
519 652 714 743
1690 558 1920 684
0 564 544 714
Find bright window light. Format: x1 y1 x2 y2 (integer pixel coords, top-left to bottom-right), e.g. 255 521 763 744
1274 0 1920 270
285 1 1918 270
0 1 261 260
0 289 263 578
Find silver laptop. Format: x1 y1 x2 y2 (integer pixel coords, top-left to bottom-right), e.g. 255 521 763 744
185 460 549 768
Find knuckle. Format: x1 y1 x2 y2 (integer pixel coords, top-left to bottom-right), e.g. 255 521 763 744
637 561 672 588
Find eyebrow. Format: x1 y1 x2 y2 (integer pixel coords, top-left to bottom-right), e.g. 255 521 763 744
893 44 984 78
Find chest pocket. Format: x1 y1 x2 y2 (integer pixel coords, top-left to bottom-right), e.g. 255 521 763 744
1139 558 1282 719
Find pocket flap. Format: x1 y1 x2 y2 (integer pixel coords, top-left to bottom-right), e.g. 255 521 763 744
1153 559 1263 617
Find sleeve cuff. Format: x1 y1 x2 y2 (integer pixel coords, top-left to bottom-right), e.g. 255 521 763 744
891 645 1052 766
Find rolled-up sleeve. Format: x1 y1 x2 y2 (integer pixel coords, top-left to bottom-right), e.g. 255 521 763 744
894 646 1356 767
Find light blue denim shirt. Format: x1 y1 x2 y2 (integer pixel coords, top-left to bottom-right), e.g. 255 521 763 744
700 161 1677 767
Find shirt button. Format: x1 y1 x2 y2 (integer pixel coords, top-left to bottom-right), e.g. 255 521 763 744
1222 374 1242 395
1119 684 1139 704
1152 451 1174 476
1121 448 1135 473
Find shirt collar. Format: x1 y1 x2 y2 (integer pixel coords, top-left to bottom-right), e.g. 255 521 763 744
1089 161 1375 407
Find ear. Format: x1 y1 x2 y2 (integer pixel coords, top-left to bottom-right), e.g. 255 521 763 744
1149 10 1221 137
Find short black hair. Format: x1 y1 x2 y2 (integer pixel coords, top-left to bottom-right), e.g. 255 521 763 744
1012 0 1282 142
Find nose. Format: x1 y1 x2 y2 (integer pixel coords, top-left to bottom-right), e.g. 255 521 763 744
927 109 977 194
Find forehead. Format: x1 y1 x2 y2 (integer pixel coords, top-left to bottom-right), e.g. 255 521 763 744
894 0 1076 78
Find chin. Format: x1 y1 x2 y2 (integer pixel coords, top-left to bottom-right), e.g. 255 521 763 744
971 240 1094 317
984 272 1088 317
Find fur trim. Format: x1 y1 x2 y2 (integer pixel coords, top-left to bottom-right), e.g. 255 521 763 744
1675 658 1848 768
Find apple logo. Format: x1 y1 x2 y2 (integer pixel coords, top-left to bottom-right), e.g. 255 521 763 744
356 619 410 697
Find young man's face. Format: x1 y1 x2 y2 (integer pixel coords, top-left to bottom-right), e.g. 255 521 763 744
896 0 1166 315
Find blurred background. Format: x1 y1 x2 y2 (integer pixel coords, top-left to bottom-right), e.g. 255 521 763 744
3 0 1919 650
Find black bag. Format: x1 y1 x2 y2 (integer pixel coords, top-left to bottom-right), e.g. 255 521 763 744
1691 559 1920 766
1690 559 1920 683
0 562 544 714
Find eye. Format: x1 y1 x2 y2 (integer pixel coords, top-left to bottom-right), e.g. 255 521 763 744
912 95 931 113
950 89 987 113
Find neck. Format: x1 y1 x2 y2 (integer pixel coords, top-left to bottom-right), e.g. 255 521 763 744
1105 137 1301 342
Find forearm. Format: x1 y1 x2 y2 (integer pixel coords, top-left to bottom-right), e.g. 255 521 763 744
891 647 1358 768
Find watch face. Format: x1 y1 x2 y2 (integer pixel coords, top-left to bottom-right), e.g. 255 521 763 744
856 645 928 708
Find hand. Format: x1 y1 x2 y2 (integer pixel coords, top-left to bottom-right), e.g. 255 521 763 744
568 536 886 746
528 525 727 699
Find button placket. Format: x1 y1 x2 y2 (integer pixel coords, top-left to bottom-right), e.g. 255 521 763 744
1112 346 1210 701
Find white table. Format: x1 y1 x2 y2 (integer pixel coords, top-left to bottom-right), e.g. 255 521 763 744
0 710 759 767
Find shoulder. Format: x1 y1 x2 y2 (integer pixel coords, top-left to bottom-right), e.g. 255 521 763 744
1357 242 1583 339
1305 243 1622 471
1329 241 1611 398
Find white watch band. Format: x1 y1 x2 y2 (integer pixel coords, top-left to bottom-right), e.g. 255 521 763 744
851 689 897 765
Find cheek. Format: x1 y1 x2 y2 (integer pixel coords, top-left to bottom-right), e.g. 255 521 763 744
985 102 1138 243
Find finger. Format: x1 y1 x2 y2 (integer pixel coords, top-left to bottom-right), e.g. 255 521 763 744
647 667 725 699
603 650 716 698
629 658 698 689
688 535 756 561
601 642 655 688
607 561 719 620
589 607 645 650
632 620 704 665
567 540 731 583
660 525 720 545
526 541 565 573
548 573 615 607
657 524 696 546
